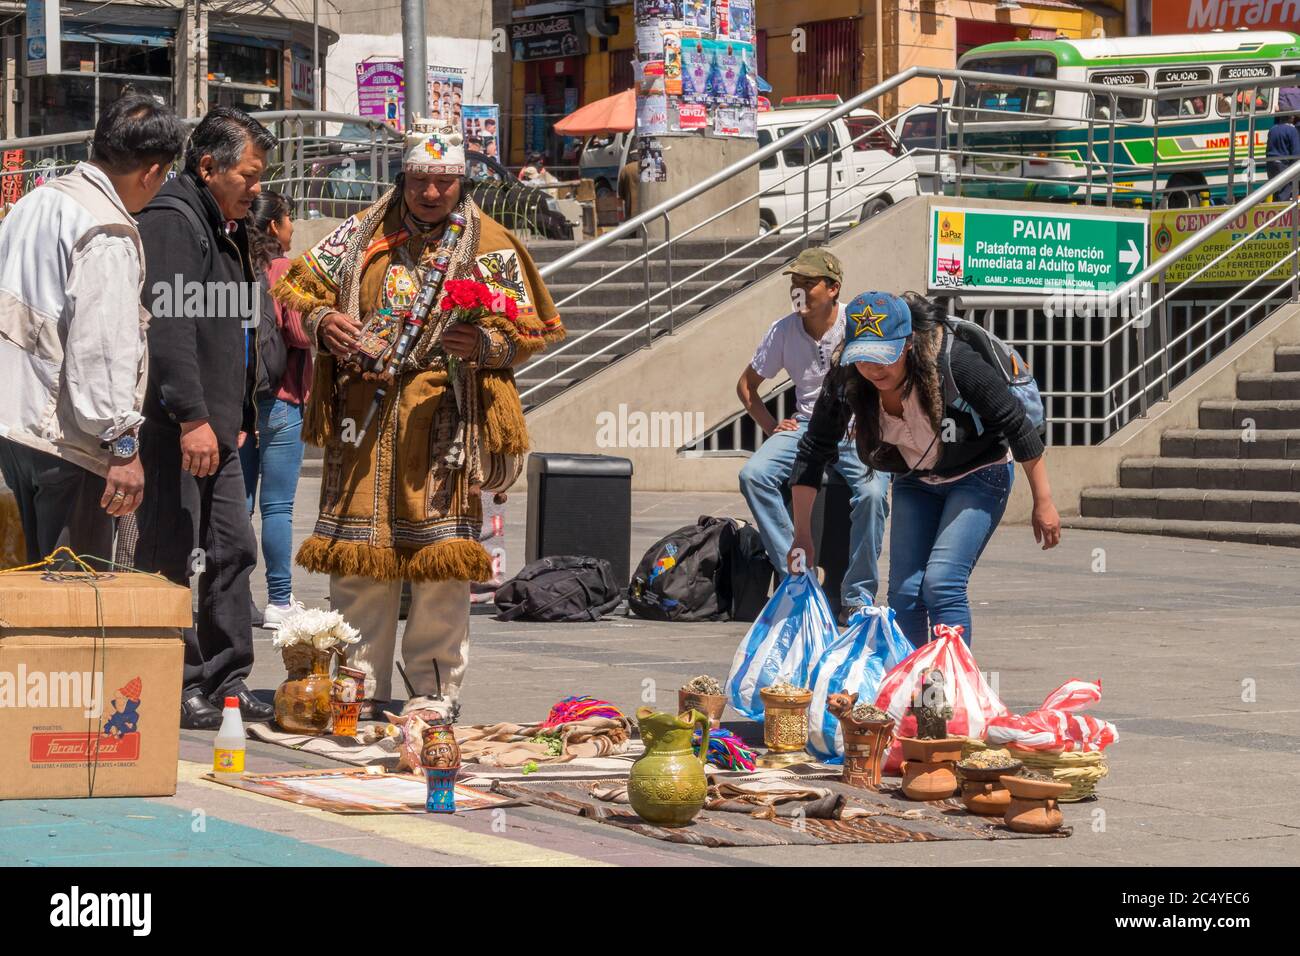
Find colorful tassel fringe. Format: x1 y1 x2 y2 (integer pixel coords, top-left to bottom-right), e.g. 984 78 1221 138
692 728 757 771
540 696 626 729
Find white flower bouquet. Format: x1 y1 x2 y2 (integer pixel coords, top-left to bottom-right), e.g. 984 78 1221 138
272 608 361 655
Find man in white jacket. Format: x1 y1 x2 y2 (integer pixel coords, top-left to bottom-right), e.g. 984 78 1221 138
0 95 186 563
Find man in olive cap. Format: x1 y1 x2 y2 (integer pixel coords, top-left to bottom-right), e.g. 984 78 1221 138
735 247 889 624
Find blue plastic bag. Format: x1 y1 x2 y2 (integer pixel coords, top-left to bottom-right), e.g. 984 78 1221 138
806 605 914 761
726 572 835 721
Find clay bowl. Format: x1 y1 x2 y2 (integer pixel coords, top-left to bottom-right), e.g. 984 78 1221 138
678 689 727 729
1001 774 1071 801
957 760 1023 784
899 736 964 764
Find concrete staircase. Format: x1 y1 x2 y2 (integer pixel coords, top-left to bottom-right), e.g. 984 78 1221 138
1074 345 1300 547
517 235 796 407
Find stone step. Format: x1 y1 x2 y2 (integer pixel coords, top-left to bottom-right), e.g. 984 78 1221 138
1198 400 1300 430
552 301 709 335
552 257 777 287
1079 487 1300 523
1275 345 1300 372
1065 516 1300 548
547 278 748 309
1159 428 1300 459
1235 371 1300 401
1120 456 1300 492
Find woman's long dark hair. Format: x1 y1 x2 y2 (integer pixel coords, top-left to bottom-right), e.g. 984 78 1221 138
248 191 291 273
840 291 947 472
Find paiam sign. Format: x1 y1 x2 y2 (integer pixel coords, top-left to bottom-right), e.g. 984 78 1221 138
929 207 1148 294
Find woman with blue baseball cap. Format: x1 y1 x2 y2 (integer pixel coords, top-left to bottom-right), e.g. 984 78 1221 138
787 291 1061 647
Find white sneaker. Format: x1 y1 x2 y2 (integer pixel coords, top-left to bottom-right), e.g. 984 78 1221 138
262 596 306 629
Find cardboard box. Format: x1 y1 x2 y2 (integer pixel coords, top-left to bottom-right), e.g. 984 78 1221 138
0 571 191 800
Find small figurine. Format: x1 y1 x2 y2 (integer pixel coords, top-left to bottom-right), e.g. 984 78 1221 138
909 667 953 740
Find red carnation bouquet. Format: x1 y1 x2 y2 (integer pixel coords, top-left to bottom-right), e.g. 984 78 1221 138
438 278 518 372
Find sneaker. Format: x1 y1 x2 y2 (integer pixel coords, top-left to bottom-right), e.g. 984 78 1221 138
262 596 306 629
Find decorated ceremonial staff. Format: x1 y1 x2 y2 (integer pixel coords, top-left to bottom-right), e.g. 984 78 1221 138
272 121 564 720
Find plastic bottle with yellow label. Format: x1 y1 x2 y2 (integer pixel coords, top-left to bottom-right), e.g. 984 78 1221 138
213 696 246 777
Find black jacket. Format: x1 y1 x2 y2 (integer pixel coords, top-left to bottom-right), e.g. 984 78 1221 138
137 170 255 450
792 333 1045 487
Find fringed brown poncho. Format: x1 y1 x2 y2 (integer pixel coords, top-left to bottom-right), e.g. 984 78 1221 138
271 190 563 583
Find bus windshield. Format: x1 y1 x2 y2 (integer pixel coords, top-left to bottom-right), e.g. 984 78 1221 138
960 55 1057 122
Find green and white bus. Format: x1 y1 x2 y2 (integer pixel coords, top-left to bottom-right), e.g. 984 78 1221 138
952 31 1300 207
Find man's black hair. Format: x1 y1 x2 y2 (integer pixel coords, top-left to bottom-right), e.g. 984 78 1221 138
90 94 188 175
184 106 277 174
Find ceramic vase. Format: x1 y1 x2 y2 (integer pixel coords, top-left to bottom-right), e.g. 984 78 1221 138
958 761 1023 816
898 736 965 801
827 692 894 790
425 768 458 813
628 707 711 827
274 647 334 735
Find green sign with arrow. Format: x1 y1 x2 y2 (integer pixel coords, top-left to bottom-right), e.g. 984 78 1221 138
928 206 1148 294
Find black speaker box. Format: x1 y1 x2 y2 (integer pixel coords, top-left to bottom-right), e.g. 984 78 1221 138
526 453 634 587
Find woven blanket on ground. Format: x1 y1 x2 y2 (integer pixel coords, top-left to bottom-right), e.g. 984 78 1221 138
494 778 1073 848
455 715 632 767
246 719 637 774
592 774 844 819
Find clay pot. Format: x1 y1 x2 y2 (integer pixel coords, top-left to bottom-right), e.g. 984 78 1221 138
901 759 958 801
274 647 334 735
826 691 895 789
957 762 1023 816
1001 775 1070 833
898 736 964 764
678 689 727 729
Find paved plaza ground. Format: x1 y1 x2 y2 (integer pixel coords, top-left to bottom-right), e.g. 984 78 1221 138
2 477 1297 866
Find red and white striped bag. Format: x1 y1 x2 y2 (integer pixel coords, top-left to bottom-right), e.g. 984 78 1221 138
985 679 1119 752
874 624 1008 775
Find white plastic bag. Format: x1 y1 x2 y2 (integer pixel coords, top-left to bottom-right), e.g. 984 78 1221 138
726 571 834 721
806 606 914 761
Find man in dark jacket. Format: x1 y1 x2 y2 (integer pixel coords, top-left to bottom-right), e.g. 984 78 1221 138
133 107 277 729
1266 112 1300 201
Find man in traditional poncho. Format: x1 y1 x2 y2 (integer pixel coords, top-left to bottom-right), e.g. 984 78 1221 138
273 123 563 718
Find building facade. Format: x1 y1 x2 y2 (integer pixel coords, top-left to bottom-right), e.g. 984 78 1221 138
0 0 341 139
504 0 1133 163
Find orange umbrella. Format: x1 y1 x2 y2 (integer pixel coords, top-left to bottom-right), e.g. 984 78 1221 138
554 89 635 136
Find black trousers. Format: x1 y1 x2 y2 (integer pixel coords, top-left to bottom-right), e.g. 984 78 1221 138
134 422 256 698
0 438 113 566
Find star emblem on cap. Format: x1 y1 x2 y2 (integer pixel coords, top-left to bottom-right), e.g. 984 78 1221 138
849 303 888 338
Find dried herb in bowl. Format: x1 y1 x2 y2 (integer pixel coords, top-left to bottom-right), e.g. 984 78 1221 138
851 701 891 723
682 675 724 696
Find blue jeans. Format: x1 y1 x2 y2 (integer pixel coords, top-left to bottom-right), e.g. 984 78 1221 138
239 397 305 606
738 420 889 608
888 461 1014 648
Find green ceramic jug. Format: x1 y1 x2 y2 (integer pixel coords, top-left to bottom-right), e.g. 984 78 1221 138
628 707 712 827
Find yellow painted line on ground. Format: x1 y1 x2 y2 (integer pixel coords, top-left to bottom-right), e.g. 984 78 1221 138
178 760 608 867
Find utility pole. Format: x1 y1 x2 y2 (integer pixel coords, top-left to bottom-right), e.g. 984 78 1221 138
313 0 321 111
401 0 427 129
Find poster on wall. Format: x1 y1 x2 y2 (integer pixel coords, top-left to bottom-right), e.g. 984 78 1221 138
680 33 709 103
727 0 754 44
639 136 668 182
25 0 61 78
663 25 684 96
355 59 406 131
638 93 670 135
462 105 500 162
683 0 712 31
428 66 465 127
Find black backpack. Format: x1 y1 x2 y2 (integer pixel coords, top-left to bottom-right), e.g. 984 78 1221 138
940 317 1046 439
145 194 287 399
729 521 773 624
494 556 623 623
628 516 737 622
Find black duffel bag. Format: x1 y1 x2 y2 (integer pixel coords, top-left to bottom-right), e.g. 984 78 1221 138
494 555 623 623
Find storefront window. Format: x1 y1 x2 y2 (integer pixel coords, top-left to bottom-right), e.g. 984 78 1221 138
208 41 279 90
27 31 173 138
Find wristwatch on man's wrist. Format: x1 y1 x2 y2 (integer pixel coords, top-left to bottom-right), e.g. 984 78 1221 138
107 431 139 459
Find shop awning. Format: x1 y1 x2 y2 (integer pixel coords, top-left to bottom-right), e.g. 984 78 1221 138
553 89 635 136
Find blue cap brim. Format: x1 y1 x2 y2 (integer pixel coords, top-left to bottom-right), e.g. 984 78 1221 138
841 337 906 366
